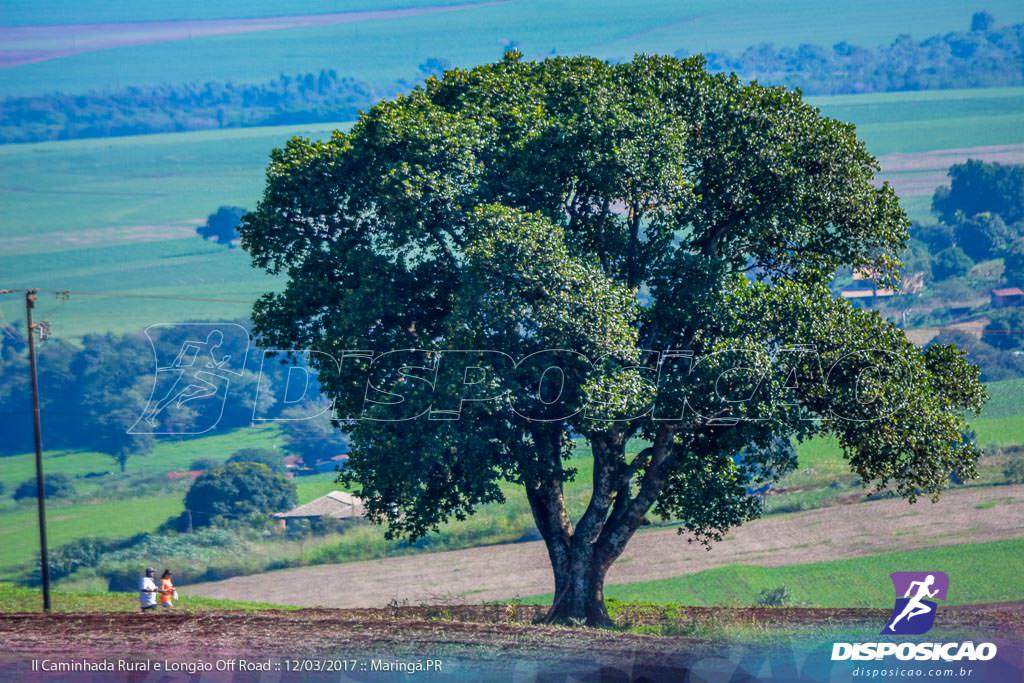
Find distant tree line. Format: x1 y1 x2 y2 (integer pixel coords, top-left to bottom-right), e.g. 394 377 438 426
0 69 379 144
689 12 1024 95
2 15 1023 144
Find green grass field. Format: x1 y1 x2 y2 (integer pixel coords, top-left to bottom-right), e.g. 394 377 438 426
0 424 347 579
0 582 287 613
0 425 280 495
809 87 1024 155
979 378 1024 418
0 122 347 335
525 538 1024 607
0 494 184 580
0 121 353 239
3 1 1020 97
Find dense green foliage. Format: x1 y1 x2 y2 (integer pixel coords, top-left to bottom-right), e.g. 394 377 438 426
189 457 220 472
41 530 241 587
698 16 1024 95
984 310 1024 350
917 161 1024 264
243 53 986 624
0 322 310 462
901 159 1024 305
183 462 297 527
950 212 1014 261
933 159 1024 224
279 401 350 462
1004 239 1024 283
931 245 974 280
227 447 287 473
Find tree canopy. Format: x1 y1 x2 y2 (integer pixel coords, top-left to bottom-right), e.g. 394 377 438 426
227 447 287 473
241 54 986 625
932 159 1024 225
184 462 297 527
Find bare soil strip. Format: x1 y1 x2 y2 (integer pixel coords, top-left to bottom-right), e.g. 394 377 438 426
188 485 1024 609
0 604 1019 665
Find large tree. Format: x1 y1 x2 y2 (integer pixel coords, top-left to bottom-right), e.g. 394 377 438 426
241 54 986 626
184 462 297 527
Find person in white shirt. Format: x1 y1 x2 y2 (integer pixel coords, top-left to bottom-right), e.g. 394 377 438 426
139 567 158 611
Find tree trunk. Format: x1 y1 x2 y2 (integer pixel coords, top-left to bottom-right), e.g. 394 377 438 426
543 545 613 627
527 427 675 628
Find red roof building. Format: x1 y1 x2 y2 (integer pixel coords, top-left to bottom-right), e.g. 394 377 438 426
991 287 1024 308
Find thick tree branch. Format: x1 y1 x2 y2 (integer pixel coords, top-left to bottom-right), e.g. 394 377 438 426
594 425 674 568
698 207 742 258
572 432 625 550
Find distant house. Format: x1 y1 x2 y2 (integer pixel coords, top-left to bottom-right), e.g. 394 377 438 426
991 287 1024 308
840 287 896 300
273 491 366 529
840 271 924 303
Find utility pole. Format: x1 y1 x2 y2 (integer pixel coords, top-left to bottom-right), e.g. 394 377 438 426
25 289 52 612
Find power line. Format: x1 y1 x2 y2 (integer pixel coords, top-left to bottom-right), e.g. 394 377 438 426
34 288 255 305
0 287 254 305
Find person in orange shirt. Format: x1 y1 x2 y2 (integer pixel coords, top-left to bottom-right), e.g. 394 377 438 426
159 569 176 609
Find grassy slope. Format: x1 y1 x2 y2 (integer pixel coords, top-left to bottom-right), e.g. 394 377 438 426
0 494 184 580
0 122 350 239
0 582 288 612
525 538 1024 607
0 425 280 494
0 425 309 578
0 122 349 336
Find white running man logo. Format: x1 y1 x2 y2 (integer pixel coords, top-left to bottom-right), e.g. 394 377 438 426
887 574 939 632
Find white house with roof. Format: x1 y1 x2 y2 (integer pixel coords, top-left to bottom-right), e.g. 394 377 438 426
273 491 366 529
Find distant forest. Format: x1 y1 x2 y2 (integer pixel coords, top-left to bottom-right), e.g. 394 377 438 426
0 69 381 144
1 13 1021 144
696 11 1024 95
